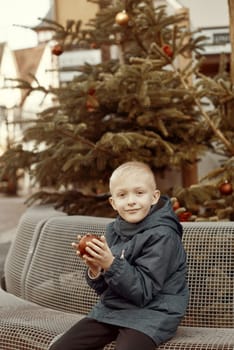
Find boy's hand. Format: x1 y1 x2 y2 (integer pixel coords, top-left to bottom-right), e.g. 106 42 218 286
72 235 114 271
85 235 114 271
72 235 101 277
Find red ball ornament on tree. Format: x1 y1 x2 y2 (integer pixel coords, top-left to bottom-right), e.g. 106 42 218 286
90 42 97 49
86 93 99 112
115 10 129 26
162 44 173 57
88 87 96 96
219 181 233 196
78 234 100 257
178 211 192 222
172 200 180 211
51 44 63 56
86 101 95 113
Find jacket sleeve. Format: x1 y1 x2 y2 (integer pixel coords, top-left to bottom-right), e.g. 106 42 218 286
103 229 183 307
86 269 108 295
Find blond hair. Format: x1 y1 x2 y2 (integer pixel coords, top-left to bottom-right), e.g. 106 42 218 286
109 161 157 193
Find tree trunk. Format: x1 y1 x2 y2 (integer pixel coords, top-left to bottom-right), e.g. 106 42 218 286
181 163 198 188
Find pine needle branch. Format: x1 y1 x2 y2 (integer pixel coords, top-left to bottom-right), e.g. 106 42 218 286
171 62 234 156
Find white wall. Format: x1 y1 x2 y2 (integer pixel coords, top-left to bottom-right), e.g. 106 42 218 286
179 0 229 28
0 44 21 153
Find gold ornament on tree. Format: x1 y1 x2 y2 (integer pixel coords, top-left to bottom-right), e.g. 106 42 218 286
115 10 129 26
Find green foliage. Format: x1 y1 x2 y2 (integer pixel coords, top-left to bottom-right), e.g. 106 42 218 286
174 157 234 221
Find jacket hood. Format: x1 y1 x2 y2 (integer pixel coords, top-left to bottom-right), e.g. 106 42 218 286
113 195 182 240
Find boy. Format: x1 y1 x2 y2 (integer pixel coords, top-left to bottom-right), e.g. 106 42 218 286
50 161 189 350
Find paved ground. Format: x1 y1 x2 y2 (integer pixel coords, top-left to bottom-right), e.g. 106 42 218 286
0 195 27 279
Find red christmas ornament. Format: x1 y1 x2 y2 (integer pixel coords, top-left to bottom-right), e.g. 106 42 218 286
162 44 173 57
115 10 129 26
90 42 97 49
88 87 96 96
178 211 192 222
219 181 233 196
86 93 99 112
51 44 63 56
172 200 180 211
78 234 100 257
86 101 96 112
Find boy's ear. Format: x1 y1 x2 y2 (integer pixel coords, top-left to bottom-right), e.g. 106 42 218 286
109 196 117 210
152 190 160 205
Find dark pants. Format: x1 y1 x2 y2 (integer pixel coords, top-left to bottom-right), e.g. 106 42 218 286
49 317 156 350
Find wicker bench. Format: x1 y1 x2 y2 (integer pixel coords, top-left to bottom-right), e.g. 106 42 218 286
0 205 233 350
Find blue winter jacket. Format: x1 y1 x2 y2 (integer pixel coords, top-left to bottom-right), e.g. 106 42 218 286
86 196 189 345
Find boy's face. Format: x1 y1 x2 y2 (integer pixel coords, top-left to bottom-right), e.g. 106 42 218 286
109 171 160 223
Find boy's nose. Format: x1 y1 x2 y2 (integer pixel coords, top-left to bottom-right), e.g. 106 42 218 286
127 194 136 205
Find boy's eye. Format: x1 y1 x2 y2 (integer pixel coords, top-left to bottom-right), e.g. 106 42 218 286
137 190 144 195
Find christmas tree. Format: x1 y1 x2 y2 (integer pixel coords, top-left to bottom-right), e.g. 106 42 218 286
0 0 233 220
